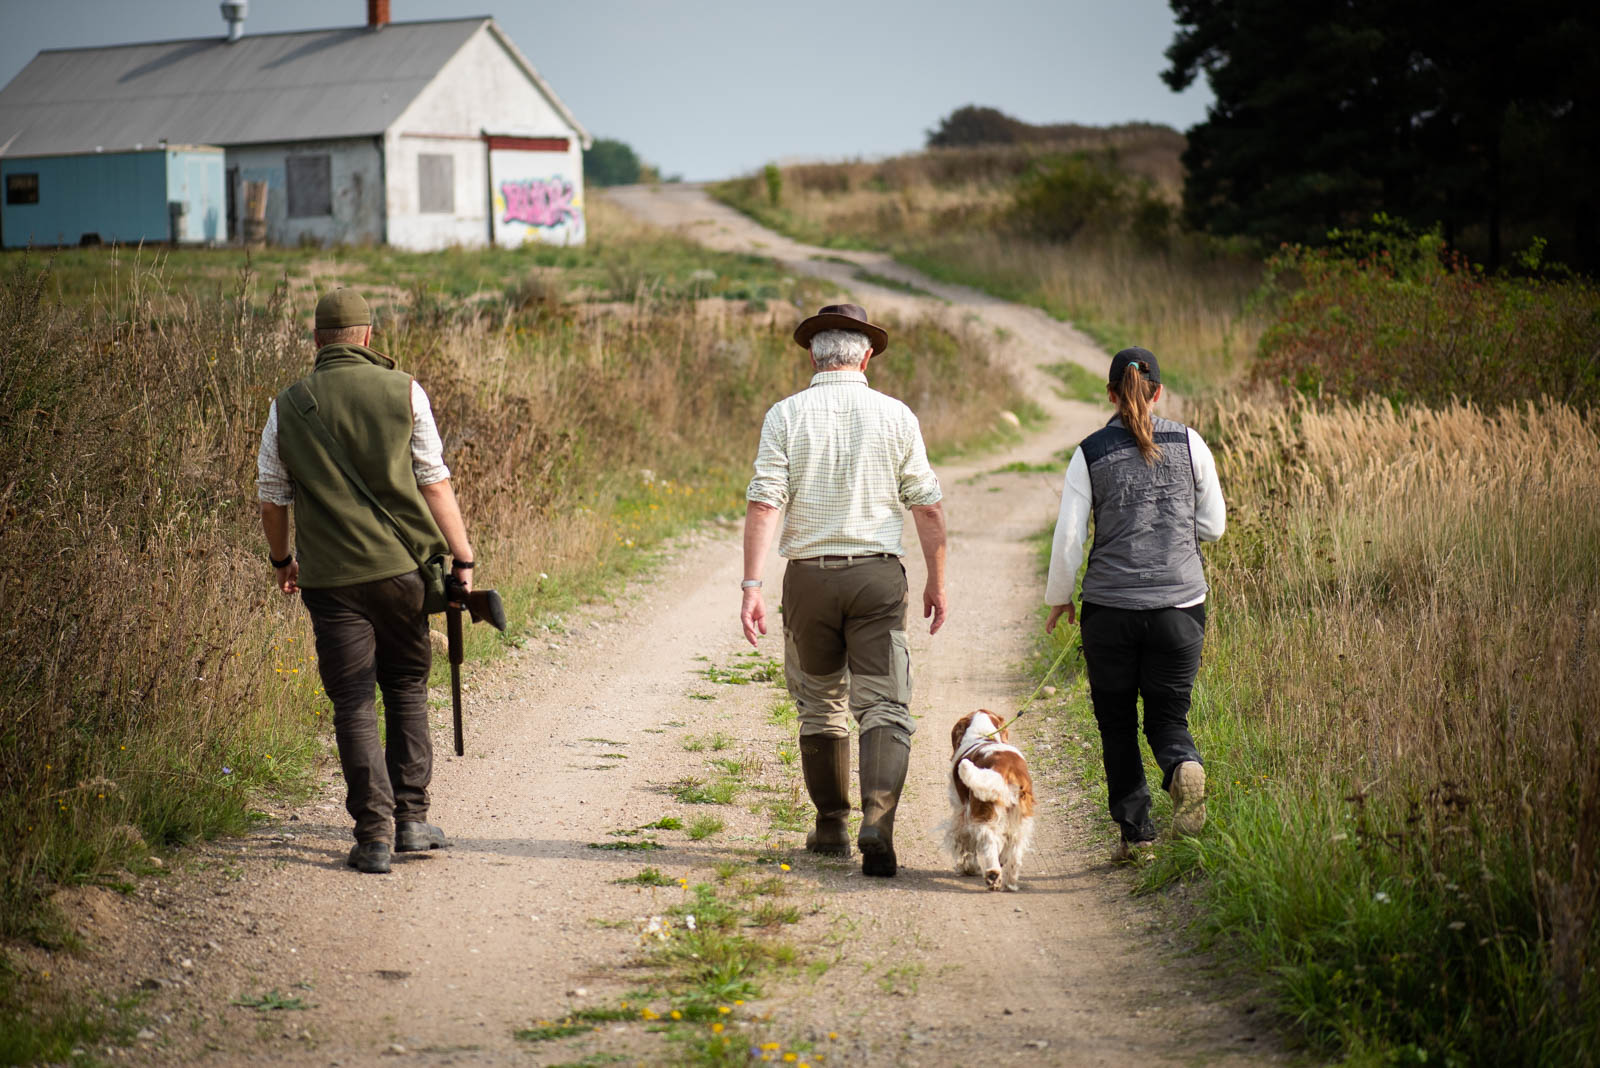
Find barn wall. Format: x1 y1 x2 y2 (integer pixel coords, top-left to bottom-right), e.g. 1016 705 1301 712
227 137 383 246
0 148 224 249
387 24 585 250
383 131 488 251
165 148 225 243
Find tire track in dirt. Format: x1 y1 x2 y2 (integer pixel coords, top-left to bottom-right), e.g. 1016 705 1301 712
37 186 1283 1067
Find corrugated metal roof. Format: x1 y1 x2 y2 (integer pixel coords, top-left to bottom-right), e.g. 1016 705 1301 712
0 18 492 156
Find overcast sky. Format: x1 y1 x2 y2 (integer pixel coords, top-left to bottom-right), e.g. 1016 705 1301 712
0 0 1211 181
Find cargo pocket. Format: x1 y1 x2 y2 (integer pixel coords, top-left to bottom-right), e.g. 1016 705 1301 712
890 628 912 705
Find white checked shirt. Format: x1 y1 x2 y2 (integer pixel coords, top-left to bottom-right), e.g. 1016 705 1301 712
256 380 450 506
747 370 943 559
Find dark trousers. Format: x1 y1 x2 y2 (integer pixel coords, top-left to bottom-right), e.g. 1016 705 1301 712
1080 601 1206 843
301 572 434 845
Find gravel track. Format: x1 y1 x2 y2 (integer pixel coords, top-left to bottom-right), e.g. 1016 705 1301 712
37 186 1282 1066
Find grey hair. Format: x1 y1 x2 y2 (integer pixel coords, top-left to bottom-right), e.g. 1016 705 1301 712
809 328 872 371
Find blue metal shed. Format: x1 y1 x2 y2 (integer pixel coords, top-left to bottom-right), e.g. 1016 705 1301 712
1 144 225 249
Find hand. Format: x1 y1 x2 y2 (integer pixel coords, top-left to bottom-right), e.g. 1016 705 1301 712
1045 602 1076 633
274 561 299 596
923 581 947 635
740 587 768 646
450 563 474 607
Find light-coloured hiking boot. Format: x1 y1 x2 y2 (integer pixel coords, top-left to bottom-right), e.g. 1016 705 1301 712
1110 838 1155 865
1168 761 1207 837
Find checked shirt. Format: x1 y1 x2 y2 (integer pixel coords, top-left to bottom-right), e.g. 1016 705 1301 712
747 370 942 559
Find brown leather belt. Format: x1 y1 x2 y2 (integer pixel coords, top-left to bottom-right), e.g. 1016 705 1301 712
793 553 897 567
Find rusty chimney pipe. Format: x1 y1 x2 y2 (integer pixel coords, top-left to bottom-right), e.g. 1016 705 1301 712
367 0 390 28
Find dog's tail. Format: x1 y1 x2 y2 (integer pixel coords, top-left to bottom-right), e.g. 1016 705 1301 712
958 759 1013 804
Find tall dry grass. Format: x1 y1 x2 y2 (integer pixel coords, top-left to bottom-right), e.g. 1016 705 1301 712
0 221 1028 957
1157 395 1600 1061
712 146 1261 388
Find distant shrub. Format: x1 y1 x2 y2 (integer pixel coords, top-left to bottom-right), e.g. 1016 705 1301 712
763 163 782 208
1255 224 1600 408
584 138 643 187
1009 153 1175 247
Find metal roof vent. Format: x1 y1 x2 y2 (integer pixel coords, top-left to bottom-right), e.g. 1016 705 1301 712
221 0 248 42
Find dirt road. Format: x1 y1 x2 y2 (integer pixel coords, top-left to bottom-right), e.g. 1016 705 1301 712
43 187 1280 1066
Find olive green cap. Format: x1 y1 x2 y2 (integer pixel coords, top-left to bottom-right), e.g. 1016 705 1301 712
314 288 371 330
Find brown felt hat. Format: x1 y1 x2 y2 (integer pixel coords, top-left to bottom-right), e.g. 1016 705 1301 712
314 288 371 330
793 303 889 355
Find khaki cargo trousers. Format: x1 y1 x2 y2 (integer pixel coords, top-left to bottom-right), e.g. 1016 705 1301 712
781 555 916 740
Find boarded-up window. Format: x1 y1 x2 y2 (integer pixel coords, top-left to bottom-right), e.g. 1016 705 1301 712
286 155 332 218
418 154 454 214
5 173 39 204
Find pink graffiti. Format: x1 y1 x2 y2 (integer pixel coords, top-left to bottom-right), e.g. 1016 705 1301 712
501 177 576 228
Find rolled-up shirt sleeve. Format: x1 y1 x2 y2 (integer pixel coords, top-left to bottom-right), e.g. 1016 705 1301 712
746 406 789 509
410 380 451 487
1044 448 1092 605
897 412 942 507
256 401 295 506
1188 428 1226 542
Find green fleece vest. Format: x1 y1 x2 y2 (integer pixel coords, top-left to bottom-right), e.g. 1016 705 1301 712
274 344 447 589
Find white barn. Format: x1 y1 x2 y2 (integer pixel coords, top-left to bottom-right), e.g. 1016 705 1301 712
0 1 592 250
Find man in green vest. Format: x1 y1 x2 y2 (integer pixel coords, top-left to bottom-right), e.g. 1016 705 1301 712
256 288 477 875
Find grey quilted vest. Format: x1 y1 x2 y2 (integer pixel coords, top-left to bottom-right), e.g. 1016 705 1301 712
1079 415 1207 610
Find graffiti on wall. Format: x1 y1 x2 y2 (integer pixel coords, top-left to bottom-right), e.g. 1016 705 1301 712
500 177 576 228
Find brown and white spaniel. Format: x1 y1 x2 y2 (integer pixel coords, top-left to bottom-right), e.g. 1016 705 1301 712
943 710 1036 891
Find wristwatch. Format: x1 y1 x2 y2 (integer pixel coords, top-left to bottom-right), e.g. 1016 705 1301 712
740 579 762 589
270 551 294 569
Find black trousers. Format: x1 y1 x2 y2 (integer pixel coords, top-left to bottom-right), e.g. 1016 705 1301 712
1080 601 1206 843
301 572 434 845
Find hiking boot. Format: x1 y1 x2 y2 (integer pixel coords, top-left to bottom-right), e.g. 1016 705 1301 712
395 821 450 852
347 841 392 874
1168 761 1207 837
799 734 853 857
857 728 910 878
1110 838 1155 865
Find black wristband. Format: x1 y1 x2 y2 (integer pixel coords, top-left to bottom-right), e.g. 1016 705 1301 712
452 559 474 570
270 552 294 569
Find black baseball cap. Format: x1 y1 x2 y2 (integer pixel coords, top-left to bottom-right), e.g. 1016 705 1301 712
1109 346 1160 385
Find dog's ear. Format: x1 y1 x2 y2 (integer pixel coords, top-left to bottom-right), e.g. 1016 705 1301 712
951 713 974 751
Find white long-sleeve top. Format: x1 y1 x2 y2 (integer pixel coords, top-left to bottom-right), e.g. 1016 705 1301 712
255 379 450 506
1044 426 1226 607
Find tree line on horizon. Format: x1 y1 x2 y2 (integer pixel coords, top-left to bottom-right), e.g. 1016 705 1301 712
925 3 1597 273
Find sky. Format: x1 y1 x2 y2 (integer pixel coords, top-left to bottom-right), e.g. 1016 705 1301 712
0 0 1213 181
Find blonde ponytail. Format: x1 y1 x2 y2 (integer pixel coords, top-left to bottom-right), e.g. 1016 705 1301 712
1113 365 1160 464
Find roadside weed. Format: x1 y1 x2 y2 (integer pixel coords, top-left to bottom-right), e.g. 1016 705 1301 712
686 816 725 841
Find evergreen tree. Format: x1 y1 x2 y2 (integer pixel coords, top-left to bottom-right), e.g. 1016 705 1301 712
1165 0 1599 269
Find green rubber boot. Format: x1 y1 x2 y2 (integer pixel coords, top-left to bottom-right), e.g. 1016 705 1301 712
857 727 911 878
800 735 853 857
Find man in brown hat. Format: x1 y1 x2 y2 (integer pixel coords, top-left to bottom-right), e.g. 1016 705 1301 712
741 303 948 878
257 288 477 875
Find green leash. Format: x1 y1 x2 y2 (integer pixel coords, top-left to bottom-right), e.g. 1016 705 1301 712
983 629 1081 738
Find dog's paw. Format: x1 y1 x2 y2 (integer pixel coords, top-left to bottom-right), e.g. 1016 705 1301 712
1004 879 1020 892
958 856 982 876
984 869 1003 891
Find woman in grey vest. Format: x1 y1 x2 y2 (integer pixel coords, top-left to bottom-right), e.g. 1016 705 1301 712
1043 347 1226 863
